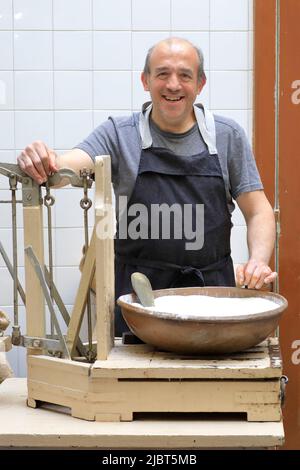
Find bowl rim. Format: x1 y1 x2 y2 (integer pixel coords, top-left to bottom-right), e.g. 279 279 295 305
117 286 288 323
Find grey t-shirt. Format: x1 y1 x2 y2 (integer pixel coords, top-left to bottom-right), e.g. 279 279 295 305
150 118 200 153
76 104 263 214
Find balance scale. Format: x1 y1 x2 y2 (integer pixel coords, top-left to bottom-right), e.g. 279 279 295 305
0 157 286 427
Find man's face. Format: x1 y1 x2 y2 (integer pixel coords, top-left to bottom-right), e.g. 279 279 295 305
141 42 205 132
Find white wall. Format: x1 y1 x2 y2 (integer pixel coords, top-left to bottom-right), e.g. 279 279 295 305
0 0 253 376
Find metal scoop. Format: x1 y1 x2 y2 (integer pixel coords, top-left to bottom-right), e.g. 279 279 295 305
131 272 155 307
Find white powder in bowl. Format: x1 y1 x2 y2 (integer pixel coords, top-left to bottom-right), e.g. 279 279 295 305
132 295 278 319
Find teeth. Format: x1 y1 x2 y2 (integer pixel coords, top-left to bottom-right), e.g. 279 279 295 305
164 96 182 101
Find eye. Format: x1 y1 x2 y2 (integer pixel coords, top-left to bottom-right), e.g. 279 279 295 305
181 73 192 80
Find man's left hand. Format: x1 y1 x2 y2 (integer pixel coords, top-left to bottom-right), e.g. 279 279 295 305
236 259 277 289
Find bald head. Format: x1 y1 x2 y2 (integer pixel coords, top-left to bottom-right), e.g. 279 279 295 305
143 37 205 83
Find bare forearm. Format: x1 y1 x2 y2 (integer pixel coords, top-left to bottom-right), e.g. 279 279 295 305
56 149 94 175
236 191 277 288
246 209 276 264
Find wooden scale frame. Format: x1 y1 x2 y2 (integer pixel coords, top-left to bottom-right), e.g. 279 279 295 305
22 157 284 423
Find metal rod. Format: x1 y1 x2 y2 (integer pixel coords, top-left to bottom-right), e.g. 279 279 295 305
44 265 86 358
274 0 281 337
44 184 55 337
9 175 19 327
25 246 70 359
84 203 93 356
0 241 26 305
0 200 22 203
80 170 94 361
274 0 280 295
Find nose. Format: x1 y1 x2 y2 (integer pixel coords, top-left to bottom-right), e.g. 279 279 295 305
166 73 181 91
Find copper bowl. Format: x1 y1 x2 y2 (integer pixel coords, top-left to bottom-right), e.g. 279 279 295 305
117 287 288 355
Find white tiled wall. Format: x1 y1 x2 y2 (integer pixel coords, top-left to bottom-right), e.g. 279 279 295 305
0 0 253 376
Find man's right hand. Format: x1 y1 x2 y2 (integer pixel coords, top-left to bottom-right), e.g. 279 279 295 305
17 141 58 184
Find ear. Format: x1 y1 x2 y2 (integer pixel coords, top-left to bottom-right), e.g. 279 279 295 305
141 72 150 92
197 75 206 95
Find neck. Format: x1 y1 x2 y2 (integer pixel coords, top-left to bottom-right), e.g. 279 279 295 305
150 109 196 134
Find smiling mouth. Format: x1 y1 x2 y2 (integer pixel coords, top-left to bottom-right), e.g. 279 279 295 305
163 96 184 102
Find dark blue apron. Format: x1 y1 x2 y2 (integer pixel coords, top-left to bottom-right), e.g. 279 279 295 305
114 144 235 336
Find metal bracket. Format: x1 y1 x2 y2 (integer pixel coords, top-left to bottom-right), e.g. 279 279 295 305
20 335 64 355
280 375 288 407
11 325 22 346
21 176 42 207
47 168 93 188
0 162 42 206
274 207 281 237
0 162 27 182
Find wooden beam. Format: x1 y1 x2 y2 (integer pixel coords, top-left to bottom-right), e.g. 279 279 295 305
95 156 115 360
23 205 45 353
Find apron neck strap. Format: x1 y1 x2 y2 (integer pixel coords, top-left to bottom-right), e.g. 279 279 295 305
194 104 217 155
139 102 217 155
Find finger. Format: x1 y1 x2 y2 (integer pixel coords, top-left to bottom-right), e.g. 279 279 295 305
243 260 258 286
32 141 53 176
235 265 245 286
253 266 273 289
23 145 48 181
18 153 44 183
18 154 45 184
264 272 278 284
247 265 262 289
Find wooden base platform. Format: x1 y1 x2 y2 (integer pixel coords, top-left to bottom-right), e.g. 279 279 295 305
27 337 283 423
0 378 284 449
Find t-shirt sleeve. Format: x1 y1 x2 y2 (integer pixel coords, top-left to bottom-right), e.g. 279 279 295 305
227 123 263 200
75 118 119 184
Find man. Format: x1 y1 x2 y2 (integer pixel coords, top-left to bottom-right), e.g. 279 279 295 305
18 38 277 336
